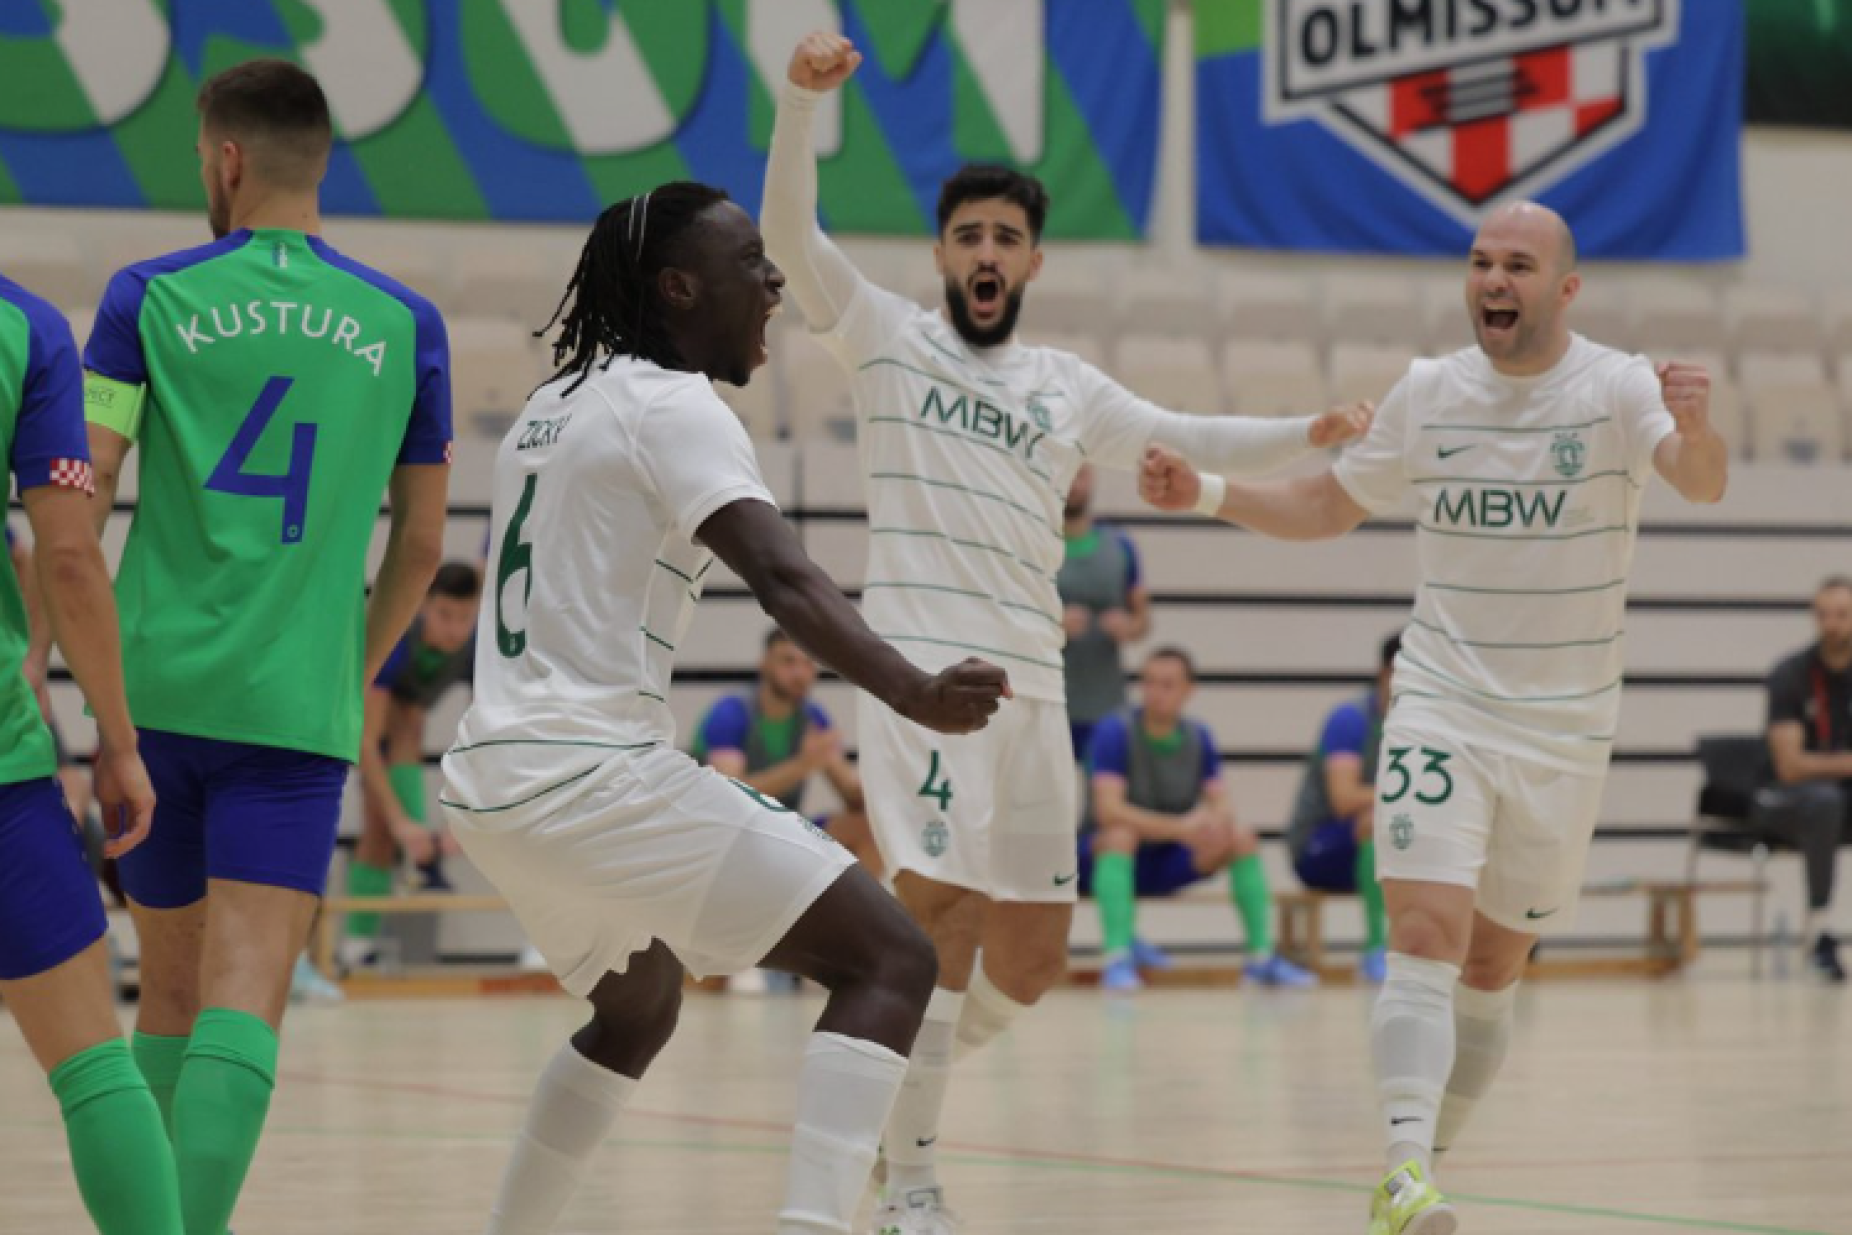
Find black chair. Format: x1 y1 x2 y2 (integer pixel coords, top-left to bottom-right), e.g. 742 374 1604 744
1687 734 1790 975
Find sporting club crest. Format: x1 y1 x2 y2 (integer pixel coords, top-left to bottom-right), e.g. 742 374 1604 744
1264 0 1680 223
1550 431 1587 478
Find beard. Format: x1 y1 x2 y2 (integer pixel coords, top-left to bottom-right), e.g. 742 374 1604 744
944 277 1025 349
206 185 232 240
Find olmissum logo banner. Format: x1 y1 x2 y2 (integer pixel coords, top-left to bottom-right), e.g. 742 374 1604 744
1194 0 1745 258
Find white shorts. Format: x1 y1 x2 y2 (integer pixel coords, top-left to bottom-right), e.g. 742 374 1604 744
1372 712 1608 935
443 746 854 995
858 695 1078 903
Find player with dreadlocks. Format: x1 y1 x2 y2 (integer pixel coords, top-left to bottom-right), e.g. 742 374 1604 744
441 182 1011 1235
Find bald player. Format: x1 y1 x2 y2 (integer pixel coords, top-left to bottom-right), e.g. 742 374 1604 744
1143 202 1727 1235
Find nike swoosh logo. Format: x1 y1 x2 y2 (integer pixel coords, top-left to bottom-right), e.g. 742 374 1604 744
1390 1116 1423 1126
1053 873 1078 886
916 1136 937 1148
1526 908 1558 920
1438 444 1475 459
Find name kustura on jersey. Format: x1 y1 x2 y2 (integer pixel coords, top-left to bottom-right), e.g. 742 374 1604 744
167 297 393 376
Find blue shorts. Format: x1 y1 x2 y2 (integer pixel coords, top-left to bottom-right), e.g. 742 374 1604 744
0 778 107 980
1293 821 1360 894
117 730 349 910
1077 832 1205 898
1070 721 1096 761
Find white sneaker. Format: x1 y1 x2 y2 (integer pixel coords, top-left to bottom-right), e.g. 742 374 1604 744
870 1186 962 1234
289 956 344 1006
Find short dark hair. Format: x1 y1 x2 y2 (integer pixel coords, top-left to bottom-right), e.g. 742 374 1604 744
1145 645 1196 681
937 165 1050 242
196 59 333 188
430 562 481 601
1380 633 1403 670
764 628 794 652
542 182 731 393
1818 575 1852 600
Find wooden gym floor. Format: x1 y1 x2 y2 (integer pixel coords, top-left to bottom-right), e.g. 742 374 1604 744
0 971 1845 1234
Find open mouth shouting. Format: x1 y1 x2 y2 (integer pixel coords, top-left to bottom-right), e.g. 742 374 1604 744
968 270 1006 320
759 298 781 363
1479 301 1520 343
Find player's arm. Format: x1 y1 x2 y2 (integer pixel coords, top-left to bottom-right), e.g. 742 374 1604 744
1141 449 1370 542
823 750 866 811
1197 776 1237 827
710 744 818 802
1648 361 1728 504
1092 774 1192 843
24 485 151 855
366 465 448 684
698 498 1007 735
761 31 874 333
1768 720 1852 784
8 534 50 695
1325 753 1374 820
357 684 421 842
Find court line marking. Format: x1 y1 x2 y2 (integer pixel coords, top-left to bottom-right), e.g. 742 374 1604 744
268 1071 1840 1235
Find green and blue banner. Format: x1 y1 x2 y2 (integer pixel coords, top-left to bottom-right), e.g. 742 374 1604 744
1195 0 1745 259
0 0 1165 238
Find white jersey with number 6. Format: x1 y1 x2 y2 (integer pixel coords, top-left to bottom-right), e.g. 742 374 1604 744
443 357 777 827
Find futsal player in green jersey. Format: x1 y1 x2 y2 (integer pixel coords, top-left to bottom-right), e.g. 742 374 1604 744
2 274 179 1235
81 60 451 1234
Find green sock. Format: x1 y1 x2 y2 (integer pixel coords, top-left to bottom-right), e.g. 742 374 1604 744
1357 840 1388 951
1230 854 1274 959
173 1008 278 1235
345 860 393 940
132 1030 189 1140
51 1040 184 1235
1094 852 1137 958
388 763 428 827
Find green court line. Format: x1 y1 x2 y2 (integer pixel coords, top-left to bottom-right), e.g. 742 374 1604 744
0 1118 1827 1235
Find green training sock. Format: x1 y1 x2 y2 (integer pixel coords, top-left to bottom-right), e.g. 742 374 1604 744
1094 851 1137 958
132 1030 189 1140
52 1039 185 1235
345 860 393 940
173 1008 278 1235
1357 840 1388 951
1230 854 1274 959
388 762 428 827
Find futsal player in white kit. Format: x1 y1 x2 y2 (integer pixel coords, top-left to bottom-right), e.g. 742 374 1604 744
762 31 1373 1233
441 182 1012 1235
1141 202 1728 1234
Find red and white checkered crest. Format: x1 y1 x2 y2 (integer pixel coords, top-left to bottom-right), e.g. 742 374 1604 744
1265 0 1679 222
49 458 95 495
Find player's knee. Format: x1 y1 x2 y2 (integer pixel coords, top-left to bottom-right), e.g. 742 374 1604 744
1389 905 1469 964
581 966 683 1072
879 918 940 1013
1231 825 1259 859
1095 826 1138 857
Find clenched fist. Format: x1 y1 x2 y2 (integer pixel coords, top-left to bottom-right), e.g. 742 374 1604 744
788 31 862 92
902 658 1012 735
1655 360 1711 437
1138 445 1202 513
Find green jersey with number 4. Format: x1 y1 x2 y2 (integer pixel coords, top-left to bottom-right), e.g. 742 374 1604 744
83 228 452 761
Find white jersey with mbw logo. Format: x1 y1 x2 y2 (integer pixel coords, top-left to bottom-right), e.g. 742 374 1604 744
443 358 776 825
821 280 1235 704
1334 334 1676 772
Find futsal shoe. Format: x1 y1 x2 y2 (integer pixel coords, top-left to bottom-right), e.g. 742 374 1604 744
1130 936 1175 971
1810 933 1847 984
1360 947 1389 984
1243 954 1320 987
871 1186 963 1234
1100 953 1144 992
289 955 344 1006
1368 1161 1457 1235
412 858 454 892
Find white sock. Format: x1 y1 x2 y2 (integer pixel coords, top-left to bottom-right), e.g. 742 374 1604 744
777 1032 910 1234
953 968 1028 1061
882 987 962 1195
487 1042 637 1235
1370 953 1460 1177
1436 980 1517 1153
